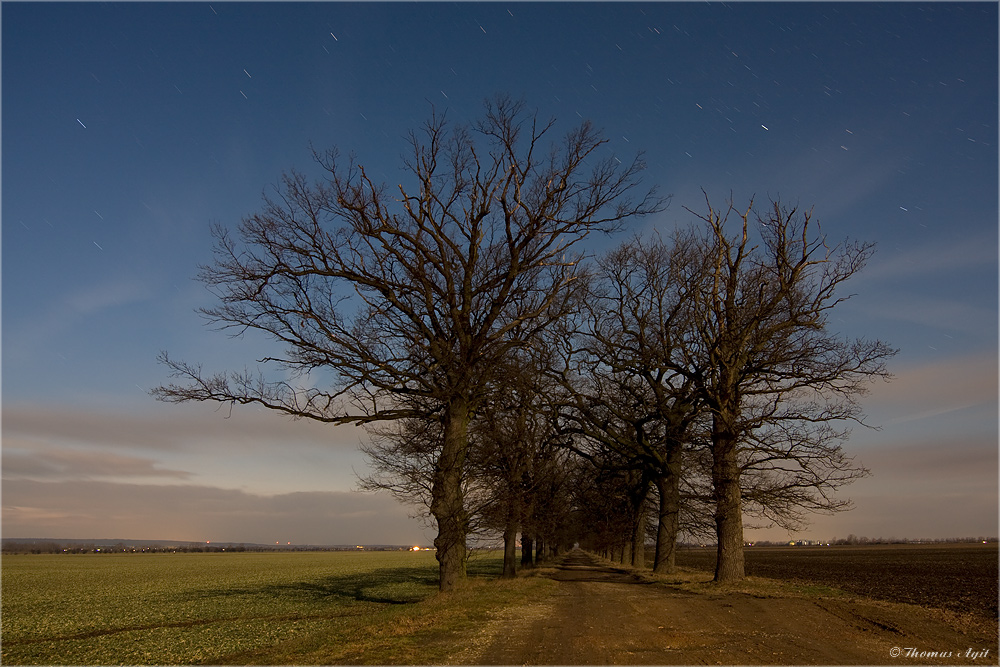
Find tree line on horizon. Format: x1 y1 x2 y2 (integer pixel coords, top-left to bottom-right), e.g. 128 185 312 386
0 541 432 554
0 542 259 554
154 95 895 591
5 535 995 556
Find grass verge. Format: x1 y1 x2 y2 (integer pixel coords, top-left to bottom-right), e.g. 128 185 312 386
218 574 558 665
586 552 855 600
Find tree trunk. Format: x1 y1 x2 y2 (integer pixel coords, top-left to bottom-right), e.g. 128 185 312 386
521 533 534 568
502 522 518 578
653 444 682 573
712 413 745 582
631 508 645 568
501 489 521 578
431 397 470 591
626 473 649 568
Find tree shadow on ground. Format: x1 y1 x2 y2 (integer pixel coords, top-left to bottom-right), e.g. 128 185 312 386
185 566 441 606
546 550 654 584
177 555 505 607
547 565 652 584
466 554 503 578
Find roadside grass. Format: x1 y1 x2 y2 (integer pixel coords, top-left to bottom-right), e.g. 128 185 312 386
225 574 558 664
587 553 855 600
647 568 853 600
680 572 854 600
1 550 552 665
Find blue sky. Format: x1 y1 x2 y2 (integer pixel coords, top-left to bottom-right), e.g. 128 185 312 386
3 2 997 545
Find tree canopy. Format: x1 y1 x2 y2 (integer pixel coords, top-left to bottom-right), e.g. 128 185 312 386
156 98 892 587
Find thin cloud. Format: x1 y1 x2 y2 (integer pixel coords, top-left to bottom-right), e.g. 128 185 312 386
2 401 376 498
1 480 429 545
857 434 998 484
854 294 996 337
66 279 152 315
864 351 998 425
2 401 364 453
6 278 154 361
746 431 998 541
2 445 192 481
858 233 997 283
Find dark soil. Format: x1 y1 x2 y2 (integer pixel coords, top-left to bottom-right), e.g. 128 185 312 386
676 543 999 620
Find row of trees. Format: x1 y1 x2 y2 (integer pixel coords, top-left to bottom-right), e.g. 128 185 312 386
154 96 894 589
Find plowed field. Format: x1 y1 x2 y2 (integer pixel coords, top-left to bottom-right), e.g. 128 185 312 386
676 542 998 620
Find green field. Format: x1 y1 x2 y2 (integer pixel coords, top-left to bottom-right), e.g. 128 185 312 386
1 550 543 665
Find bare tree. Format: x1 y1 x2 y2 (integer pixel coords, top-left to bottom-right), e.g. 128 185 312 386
468 353 563 578
525 444 577 561
152 95 662 591
681 194 896 582
592 234 706 572
552 378 656 565
358 409 497 554
547 233 704 572
361 353 573 578
549 376 655 567
567 451 640 560
357 415 441 527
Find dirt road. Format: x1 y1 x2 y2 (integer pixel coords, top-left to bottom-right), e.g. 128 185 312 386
448 550 998 665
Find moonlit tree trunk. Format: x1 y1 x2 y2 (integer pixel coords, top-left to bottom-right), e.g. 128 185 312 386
502 520 519 578
652 442 683 573
432 397 471 590
627 473 649 568
711 409 745 581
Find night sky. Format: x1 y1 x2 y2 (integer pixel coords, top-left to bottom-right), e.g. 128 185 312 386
3 2 997 545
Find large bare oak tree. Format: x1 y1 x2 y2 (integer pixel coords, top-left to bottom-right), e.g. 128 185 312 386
682 194 896 581
153 96 662 590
